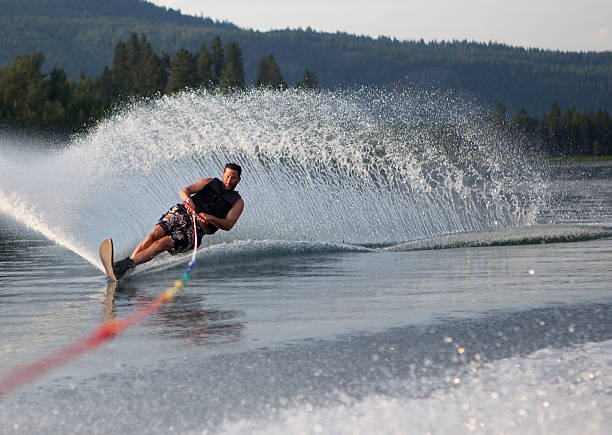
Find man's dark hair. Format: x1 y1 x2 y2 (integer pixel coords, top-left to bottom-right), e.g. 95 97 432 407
225 162 242 176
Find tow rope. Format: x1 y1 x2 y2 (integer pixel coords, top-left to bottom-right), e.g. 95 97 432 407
0 209 200 398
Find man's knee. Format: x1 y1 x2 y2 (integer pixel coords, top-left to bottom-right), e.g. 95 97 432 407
154 235 174 252
149 225 166 239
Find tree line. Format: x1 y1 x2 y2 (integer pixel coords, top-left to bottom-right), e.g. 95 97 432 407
0 33 318 131
488 103 612 157
0 35 609 157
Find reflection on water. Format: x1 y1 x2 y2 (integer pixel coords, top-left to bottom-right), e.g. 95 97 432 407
102 279 245 348
102 281 117 322
538 162 612 225
147 294 245 348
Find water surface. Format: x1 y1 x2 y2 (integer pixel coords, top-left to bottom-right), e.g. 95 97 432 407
1 90 611 434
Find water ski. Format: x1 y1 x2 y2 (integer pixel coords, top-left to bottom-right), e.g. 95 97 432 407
99 238 117 281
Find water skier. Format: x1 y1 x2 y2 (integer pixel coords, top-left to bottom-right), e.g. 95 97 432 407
111 163 244 279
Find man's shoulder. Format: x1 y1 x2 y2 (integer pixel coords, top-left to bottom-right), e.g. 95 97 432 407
198 177 219 190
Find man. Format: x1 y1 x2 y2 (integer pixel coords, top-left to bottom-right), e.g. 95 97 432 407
112 163 244 279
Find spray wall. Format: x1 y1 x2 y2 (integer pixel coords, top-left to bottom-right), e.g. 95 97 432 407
0 88 546 268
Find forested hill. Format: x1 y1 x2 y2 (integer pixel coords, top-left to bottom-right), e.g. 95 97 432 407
1 0 235 26
2 0 612 115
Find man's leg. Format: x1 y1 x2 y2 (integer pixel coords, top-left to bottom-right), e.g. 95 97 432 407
131 225 166 258
131 234 174 266
113 225 174 279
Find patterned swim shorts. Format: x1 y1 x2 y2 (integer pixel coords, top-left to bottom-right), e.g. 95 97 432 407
157 204 203 254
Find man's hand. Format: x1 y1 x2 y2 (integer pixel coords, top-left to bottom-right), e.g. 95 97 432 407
202 199 244 231
197 213 210 224
183 197 195 209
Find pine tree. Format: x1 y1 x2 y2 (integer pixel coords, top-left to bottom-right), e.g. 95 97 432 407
68 73 104 126
295 70 318 90
302 70 318 89
124 33 141 93
1 51 45 121
46 67 71 106
165 48 198 93
94 66 119 102
111 40 130 94
112 33 165 96
254 54 286 90
219 41 245 91
160 51 171 71
593 108 611 155
542 102 562 155
210 36 224 86
197 41 213 89
140 37 166 94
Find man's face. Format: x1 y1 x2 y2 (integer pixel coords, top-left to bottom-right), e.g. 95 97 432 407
221 168 241 190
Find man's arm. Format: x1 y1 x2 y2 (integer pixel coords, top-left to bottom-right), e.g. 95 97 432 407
200 198 244 231
179 178 214 208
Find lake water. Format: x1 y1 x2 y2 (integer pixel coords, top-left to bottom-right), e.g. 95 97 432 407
0 90 611 434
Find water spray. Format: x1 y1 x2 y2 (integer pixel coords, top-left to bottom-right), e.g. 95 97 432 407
0 88 548 267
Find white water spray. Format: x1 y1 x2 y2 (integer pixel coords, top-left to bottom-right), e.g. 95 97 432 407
0 88 546 268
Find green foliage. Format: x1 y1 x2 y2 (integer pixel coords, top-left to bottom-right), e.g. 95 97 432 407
1 27 609 158
0 0 236 28
0 32 274 129
0 36 288 130
94 66 119 102
165 48 198 93
68 73 104 126
295 70 318 90
210 36 224 87
1 1 610 115
141 39 167 94
495 103 612 157
196 41 213 89
254 54 286 89
219 41 245 91
112 40 130 94
112 33 166 96
0 52 45 121
0 52 105 130
47 68 71 106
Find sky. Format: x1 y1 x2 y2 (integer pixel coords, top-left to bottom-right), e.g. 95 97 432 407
149 0 611 52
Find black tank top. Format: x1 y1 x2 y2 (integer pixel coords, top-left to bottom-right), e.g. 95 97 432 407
191 178 241 234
